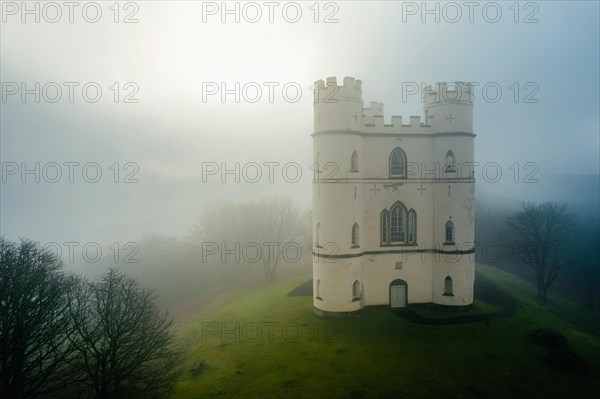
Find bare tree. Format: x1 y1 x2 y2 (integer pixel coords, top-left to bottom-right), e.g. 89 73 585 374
193 198 307 281
569 221 600 309
241 198 305 281
0 238 80 399
503 202 575 301
68 268 180 399
192 201 242 244
192 201 244 280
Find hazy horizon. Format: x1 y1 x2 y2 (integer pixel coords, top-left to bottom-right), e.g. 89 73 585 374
2 1 599 246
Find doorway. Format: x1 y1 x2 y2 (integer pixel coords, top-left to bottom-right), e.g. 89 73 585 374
389 279 407 308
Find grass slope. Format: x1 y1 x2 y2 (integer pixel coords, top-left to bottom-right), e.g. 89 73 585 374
171 264 600 399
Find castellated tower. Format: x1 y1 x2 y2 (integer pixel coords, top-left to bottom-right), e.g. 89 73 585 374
312 77 475 318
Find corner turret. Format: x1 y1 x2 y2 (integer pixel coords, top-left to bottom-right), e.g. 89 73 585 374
424 82 473 133
313 76 363 133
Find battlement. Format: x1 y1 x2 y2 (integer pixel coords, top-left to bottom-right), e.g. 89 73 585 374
314 77 472 134
362 114 432 133
424 82 473 106
362 98 431 133
363 101 384 117
314 76 363 103
314 76 363 91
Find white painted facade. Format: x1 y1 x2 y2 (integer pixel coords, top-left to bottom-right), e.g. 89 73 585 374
312 76 476 317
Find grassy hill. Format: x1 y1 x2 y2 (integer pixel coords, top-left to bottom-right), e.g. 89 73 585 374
170 264 600 399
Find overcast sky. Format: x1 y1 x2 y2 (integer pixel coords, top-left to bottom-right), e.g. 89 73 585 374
1 1 599 246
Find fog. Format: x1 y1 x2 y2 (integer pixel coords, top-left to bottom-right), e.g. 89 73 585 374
2 4 600 399
1 2 599 247
1 1 599 265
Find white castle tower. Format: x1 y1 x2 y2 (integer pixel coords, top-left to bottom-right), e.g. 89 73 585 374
312 76 475 317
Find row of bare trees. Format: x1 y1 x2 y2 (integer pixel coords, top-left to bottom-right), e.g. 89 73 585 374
0 238 179 399
191 197 311 282
72 198 311 314
0 197 309 398
192 197 598 306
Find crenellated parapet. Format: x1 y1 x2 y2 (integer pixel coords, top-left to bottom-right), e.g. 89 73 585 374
424 82 473 106
423 82 473 133
362 113 433 134
313 76 364 133
314 76 363 101
314 77 473 135
363 101 384 117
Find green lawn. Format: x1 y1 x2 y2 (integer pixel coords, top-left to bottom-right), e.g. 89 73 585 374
410 297 501 319
171 264 600 399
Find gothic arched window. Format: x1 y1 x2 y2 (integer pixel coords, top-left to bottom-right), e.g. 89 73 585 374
407 209 417 244
444 276 453 296
352 280 361 300
390 202 407 244
381 203 417 246
351 151 359 172
446 150 455 171
351 223 359 247
389 147 407 178
380 210 389 245
445 220 454 243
